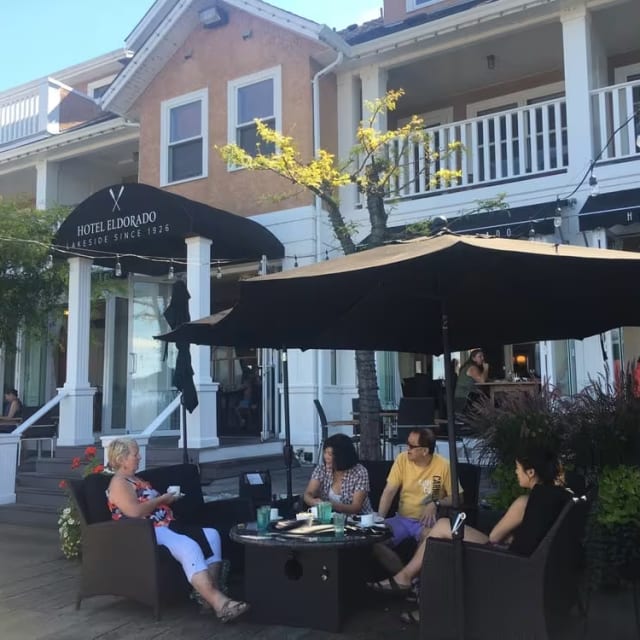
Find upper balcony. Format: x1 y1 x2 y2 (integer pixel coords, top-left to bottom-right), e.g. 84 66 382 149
0 79 103 150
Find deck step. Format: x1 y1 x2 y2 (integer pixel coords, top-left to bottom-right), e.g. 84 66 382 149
0 504 59 529
16 487 68 509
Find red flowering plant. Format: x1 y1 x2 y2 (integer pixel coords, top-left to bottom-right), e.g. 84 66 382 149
58 445 110 559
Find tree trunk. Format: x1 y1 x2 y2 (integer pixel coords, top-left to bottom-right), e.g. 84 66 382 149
356 349 382 460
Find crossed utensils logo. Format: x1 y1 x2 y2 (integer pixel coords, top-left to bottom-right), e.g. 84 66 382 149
109 186 125 212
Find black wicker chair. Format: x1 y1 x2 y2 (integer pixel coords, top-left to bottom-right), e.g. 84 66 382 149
419 496 588 640
69 463 252 619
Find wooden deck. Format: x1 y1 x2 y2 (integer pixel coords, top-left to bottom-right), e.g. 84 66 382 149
0 522 636 640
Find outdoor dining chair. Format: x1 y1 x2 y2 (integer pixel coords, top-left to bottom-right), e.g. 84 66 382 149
313 399 359 462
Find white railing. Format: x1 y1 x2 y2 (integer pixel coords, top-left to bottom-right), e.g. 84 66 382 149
591 79 640 162
381 97 568 200
0 79 62 146
11 389 68 435
140 395 181 437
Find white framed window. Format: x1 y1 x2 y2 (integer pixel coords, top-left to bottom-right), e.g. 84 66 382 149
87 74 117 100
228 66 282 160
406 0 440 12
160 89 208 186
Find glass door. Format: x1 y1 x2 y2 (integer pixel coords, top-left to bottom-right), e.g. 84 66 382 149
126 278 176 433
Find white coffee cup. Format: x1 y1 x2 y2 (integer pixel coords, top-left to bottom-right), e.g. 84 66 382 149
360 513 375 527
270 508 279 521
307 506 318 518
167 485 181 496
296 512 312 521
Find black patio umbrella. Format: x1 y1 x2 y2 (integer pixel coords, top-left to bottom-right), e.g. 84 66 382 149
157 233 640 639
163 279 198 464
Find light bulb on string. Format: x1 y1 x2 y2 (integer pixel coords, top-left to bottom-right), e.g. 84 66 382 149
167 263 175 280
528 226 536 241
216 263 223 279
294 255 298 268
114 256 122 278
45 254 54 269
325 249 329 261
589 174 599 197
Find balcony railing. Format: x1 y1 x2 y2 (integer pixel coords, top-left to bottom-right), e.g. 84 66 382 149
382 97 568 200
591 79 640 162
0 79 64 147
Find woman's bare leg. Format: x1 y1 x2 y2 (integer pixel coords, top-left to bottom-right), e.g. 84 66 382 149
394 518 489 584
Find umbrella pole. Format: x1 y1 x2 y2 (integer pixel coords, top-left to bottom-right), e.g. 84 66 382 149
442 304 465 640
281 350 294 506
181 396 189 465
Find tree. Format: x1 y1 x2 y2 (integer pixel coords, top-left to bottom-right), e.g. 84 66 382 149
0 197 68 349
219 89 461 459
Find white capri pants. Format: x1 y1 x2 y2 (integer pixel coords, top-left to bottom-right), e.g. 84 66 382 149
154 525 222 583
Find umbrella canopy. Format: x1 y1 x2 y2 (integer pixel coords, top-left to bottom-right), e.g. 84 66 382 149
158 233 640 352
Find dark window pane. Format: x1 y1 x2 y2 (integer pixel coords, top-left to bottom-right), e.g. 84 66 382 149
169 139 203 182
237 79 274 123
170 101 201 143
238 119 275 156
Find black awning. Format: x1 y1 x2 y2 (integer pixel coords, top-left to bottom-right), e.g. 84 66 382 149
444 201 559 238
53 183 284 276
578 188 640 232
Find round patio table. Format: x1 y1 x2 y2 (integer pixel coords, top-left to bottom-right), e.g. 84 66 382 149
230 521 390 631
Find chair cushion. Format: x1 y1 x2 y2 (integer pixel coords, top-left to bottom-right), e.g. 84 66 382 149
82 473 113 524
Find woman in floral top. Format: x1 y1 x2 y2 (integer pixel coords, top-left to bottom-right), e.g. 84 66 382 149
304 433 373 514
105 437 249 623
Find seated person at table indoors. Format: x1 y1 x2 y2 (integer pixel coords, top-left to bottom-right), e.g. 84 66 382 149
105 437 249 623
304 433 373 515
373 444 571 625
372 428 460 577
454 349 489 414
1 388 23 420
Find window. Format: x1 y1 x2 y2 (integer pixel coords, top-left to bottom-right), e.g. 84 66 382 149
407 0 440 11
87 74 116 100
228 67 281 158
160 89 208 185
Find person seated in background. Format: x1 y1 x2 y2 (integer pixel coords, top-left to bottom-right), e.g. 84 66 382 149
2 388 22 420
304 433 373 515
105 437 250 623
454 349 489 414
377 444 571 625
369 428 460 582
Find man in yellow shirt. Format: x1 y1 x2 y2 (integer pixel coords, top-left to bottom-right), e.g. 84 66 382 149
373 428 461 578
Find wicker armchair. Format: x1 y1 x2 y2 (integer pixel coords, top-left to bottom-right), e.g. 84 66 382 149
69 463 252 619
419 496 588 640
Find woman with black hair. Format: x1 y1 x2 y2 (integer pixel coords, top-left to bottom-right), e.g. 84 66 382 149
454 348 489 413
370 443 571 623
304 433 373 515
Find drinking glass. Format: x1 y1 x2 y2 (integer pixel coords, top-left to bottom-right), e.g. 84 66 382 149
256 505 271 533
333 512 346 537
317 501 333 524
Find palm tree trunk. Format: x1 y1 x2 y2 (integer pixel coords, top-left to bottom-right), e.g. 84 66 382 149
355 349 382 460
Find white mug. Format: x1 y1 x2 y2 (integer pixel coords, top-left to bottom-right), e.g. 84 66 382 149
270 507 279 521
307 506 318 518
296 512 312 521
167 485 181 496
360 513 375 527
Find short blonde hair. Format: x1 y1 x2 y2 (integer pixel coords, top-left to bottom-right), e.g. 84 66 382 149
107 437 138 471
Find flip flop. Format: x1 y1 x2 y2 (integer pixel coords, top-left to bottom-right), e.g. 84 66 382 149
216 599 250 623
400 609 420 625
367 576 412 594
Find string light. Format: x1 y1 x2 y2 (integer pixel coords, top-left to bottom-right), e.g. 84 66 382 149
45 254 54 269
325 249 329 261
294 255 298 268
589 174 599 197
167 263 175 280
216 263 223 279
114 256 122 278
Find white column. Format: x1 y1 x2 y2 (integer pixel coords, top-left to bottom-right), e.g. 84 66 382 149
184 236 219 449
561 6 595 184
360 66 388 131
337 72 362 213
0 434 20 504
58 257 96 446
35 159 60 210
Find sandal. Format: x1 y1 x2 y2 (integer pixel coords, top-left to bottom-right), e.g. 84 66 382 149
367 576 412 594
216 599 250 624
400 609 420 625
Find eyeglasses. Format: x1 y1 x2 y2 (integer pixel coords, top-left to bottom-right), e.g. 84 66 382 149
407 444 424 450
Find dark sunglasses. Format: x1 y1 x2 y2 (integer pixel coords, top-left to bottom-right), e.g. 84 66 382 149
407 444 425 450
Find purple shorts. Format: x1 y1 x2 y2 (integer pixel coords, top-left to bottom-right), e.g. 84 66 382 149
385 515 424 547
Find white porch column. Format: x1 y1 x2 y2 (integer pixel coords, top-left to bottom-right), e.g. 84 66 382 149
35 159 60 210
0 434 20 504
337 72 362 213
561 6 595 186
184 237 219 449
58 257 96 446
360 66 388 131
